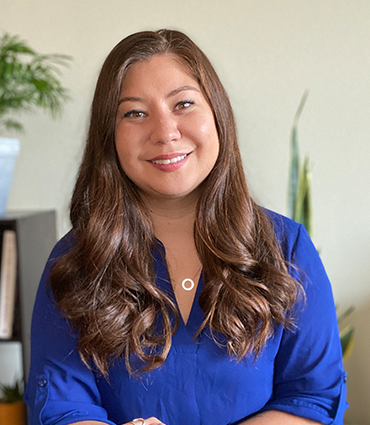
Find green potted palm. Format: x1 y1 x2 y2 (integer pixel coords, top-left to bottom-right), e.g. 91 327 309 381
287 92 355 362
0 379 25 425
0 32 71 216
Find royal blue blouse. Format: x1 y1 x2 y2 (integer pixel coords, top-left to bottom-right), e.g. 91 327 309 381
24 211 348 425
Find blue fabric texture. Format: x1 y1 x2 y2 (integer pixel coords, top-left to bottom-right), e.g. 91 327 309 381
24 211 348 424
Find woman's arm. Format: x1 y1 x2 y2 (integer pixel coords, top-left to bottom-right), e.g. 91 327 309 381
68 422 109 425
241 411 321 424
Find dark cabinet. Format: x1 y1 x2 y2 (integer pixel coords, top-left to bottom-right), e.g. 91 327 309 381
0 211 56 382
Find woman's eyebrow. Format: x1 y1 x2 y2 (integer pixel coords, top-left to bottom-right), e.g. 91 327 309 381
118 96 144 105
167 85 200 98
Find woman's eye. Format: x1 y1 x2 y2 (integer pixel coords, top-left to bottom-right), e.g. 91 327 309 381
175 100 194 110
124 110 145 118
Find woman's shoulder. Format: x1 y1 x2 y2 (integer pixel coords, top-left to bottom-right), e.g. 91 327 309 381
261 208 311 262
48 229 76 262
35 230 76 300
262 208 301 240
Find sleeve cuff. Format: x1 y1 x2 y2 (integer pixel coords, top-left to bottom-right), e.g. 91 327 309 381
260 372 348 425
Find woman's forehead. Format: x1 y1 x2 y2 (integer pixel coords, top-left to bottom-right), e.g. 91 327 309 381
119 54 200 95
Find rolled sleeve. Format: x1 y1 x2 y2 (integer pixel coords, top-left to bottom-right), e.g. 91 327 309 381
261 222 348 424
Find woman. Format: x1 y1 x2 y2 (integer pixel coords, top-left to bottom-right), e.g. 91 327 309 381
24 30 347 425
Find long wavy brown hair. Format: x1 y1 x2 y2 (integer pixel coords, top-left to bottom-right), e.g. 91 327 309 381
50 29 303 376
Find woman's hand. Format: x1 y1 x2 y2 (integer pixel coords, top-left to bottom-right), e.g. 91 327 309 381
66 419 165 425
122 417 166 425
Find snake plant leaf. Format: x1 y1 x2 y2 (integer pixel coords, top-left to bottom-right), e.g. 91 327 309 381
340 325 355 363
288 92 308 219
294 157 313 236
287 93 355 362
287 91 313 237
337 306 355 324
288 127 299 219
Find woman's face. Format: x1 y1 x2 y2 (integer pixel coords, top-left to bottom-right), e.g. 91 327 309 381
115 54 219 203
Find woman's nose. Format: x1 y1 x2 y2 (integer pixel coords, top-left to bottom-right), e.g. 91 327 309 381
150 111 181 144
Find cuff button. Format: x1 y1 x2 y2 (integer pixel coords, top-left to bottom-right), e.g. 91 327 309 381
38 378 47 387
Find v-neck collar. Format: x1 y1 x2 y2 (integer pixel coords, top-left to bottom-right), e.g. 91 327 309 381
152 241 205 343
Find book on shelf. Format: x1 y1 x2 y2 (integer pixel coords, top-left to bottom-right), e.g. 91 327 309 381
0 229 17 339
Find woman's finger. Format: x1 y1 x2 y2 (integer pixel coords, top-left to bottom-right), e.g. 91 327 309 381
121 417 166 425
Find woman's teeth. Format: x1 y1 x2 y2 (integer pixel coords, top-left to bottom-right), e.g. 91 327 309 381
151 154 187 165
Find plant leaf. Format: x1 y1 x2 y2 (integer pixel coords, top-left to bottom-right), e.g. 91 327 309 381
0 31 72 133
287 91 309 221
340 326 355 363
1 118 24 132
0 379 24 403
288 127 299 219
294 157 313 236
337 306 355 324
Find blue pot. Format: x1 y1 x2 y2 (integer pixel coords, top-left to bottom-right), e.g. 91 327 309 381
0 138 20 217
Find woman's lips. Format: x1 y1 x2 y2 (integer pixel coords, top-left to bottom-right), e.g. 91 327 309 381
148 152 191 172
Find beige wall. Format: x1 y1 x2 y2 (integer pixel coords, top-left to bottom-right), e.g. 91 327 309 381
1 1 370 423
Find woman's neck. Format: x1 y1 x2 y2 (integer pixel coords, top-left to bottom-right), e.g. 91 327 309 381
142 192 198 241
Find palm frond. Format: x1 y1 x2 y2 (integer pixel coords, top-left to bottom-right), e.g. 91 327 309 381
0 379 24 403
0 32 72 133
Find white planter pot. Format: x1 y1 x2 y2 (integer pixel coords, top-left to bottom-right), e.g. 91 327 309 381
0 138 20 217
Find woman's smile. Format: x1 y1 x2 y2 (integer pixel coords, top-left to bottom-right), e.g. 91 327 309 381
148 152 191 172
